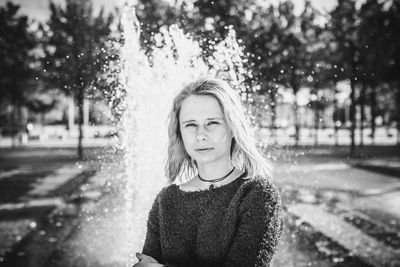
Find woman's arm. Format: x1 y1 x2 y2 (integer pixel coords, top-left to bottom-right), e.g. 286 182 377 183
132 253 163 267
141 193 163 262
223 182 284 267
141 191 180 267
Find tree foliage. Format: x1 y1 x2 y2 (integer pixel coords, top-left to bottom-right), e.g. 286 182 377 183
0 2 37 110
42 0 116 158
2 0 400 148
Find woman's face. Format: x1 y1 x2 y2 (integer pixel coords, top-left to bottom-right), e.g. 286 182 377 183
179 95 233 167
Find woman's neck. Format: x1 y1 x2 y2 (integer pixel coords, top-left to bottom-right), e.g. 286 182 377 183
197 161 234 181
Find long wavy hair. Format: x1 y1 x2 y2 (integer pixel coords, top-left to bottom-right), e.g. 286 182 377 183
165 77 272 183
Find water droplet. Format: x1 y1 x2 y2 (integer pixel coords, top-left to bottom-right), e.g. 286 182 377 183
30 221 37 229
332 257 344 263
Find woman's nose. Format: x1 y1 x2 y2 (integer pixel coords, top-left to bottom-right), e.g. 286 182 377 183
195 126 208 141
196 134 207 142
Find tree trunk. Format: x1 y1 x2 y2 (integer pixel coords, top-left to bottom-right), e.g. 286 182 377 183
293 88 300 146
77 87 84 160
11 105 17 148
349 44 357 156
314 107 319 146
68 97 75 137
397 86 400 146
270 91 277 144
333 86 339 146
350 77 356 156
359 82 366 147
370 86 377 145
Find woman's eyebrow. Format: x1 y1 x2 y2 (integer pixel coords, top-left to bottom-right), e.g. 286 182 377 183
207 117 223 120
181 119 196 124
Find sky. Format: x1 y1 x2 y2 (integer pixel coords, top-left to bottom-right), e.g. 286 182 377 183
0 0 125 22
0 0 338 22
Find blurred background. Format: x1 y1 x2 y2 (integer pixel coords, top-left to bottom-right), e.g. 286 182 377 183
0 0 399 266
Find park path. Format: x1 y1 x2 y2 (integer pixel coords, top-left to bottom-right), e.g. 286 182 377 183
0 161 98 263
272 158 400 267
0 147 110 265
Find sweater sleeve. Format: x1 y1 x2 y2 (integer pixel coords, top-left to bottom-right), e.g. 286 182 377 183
223 181 283 267
141 190 180 267
142 192 163 262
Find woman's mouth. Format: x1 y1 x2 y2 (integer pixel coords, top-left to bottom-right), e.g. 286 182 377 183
195 148 214 152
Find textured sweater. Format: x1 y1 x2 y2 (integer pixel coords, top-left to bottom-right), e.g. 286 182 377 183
141 174 283 267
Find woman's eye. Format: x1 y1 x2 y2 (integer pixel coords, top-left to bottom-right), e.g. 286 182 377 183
207 121 219 126
185 123 197 128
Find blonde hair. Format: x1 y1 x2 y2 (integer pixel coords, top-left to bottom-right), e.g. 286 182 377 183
166 77 272 183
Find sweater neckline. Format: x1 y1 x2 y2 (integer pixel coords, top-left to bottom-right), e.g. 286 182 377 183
174 172 248 195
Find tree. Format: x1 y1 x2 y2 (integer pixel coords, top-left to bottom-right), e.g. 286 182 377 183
329 0 360 155
297 1 327 145
357 0 388 145
265 1 322 146
0 2 38 144
309 47 334 146
42 0 115 159
135 0 182 52
380 0 400 145
246 4 291 142
310 20 340 146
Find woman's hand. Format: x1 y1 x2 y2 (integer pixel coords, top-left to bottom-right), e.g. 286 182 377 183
132 253 164 267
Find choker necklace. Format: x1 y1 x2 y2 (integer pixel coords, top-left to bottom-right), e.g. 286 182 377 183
198 167 235 189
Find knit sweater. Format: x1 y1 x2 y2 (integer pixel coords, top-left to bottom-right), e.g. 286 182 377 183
141 174 283 267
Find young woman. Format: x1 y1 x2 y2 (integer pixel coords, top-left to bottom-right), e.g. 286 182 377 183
133 77 283 267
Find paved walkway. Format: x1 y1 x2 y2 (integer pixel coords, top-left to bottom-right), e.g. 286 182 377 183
272 156 400 267
0 137 119 148
0 161 97 263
